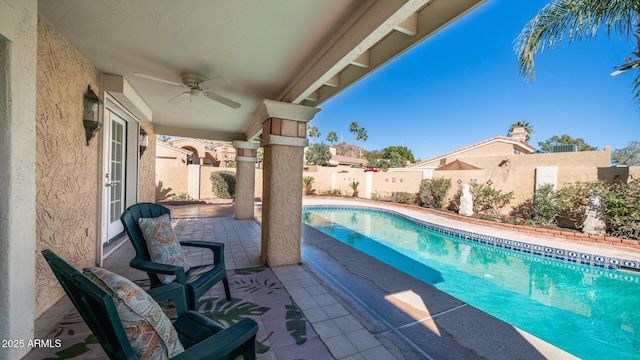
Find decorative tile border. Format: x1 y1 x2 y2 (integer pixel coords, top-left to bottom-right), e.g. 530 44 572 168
303 205 640 272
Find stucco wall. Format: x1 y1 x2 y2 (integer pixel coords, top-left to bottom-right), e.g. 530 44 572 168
370 171 423 197
35 15 101 317
200 167 263 199
156 143 189 166
156 164 190 200
138 120 156 203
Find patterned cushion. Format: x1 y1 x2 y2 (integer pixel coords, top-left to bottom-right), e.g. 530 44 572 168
83 267 185 359
138 214 190 284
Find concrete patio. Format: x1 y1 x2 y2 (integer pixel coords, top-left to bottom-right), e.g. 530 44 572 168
29 202 394 360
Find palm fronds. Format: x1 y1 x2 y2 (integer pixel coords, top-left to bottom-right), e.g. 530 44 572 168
515 0 639 82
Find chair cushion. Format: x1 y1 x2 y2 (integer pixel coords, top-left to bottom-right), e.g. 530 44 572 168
138 213 190 284
84 267 185 359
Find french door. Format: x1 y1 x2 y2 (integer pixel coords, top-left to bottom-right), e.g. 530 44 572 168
106 112 127 241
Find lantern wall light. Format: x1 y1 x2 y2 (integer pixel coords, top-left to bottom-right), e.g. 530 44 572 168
139 127 149 158
82 85 102 146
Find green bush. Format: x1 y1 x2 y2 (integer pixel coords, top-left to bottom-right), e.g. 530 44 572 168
210 171 236 199
349 181 359 197
600 180 640 239
553 181 603 229
171 193 191 201
533 184 561 225
320 189 342 196
418 178 451 209
472 184 514 216
371 191 417 204
515 179 639 239
390 192 417 205
305 144 331 165
302 176 315 195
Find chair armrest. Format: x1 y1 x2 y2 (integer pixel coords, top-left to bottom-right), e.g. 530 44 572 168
179 241 225 264
172 318 258 360
129 258 187 284
146 283 188 317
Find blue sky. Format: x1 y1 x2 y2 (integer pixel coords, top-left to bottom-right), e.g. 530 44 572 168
308 0 640 161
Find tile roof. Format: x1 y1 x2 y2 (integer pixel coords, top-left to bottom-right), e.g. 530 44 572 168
410 135 535 168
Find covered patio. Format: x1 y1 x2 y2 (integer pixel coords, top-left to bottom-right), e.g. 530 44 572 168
1 1 485 359
27 203 392 359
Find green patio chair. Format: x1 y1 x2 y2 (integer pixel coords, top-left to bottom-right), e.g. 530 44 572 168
120 202 231 310
42 249 257 360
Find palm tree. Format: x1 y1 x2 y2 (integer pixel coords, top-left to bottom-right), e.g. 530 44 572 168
349 121 359 144
515 1 640 103
326 130 338 145
356 127 368 150
508 121 534 141
307 125 321 144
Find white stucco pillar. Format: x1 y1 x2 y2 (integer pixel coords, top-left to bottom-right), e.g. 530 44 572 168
0 1 37 359
188 164 200 200
365 171 373 199
232 140 260 220
535 166 558 190
257 100 319 266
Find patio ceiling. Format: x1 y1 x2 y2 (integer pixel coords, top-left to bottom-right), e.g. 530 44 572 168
37 0 484 142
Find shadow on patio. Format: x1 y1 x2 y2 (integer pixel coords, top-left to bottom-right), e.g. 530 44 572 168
27 203 361 360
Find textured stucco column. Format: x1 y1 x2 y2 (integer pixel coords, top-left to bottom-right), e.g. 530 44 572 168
0 1 37 359
256 100 320 266
233 140 260 220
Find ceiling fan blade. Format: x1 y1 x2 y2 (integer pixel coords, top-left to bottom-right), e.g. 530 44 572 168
204 91 241 109
132 72 184 87
199 75 231 90
168 91 191 104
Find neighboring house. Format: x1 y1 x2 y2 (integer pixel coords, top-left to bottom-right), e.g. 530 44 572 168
328 147 367 167
329 154 368 167
410 127 536 169
165 138 236 166
156 142 192 166
169 138 218 165
214 145 237 167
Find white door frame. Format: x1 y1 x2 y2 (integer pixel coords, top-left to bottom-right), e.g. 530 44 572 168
97 95 140 265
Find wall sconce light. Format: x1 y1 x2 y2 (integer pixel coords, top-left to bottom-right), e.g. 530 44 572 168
83 85 102 146
139 127 149 158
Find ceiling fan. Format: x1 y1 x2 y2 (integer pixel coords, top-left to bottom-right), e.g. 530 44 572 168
133 72 241 109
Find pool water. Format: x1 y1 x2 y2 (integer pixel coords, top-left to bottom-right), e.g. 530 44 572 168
302 208 640 359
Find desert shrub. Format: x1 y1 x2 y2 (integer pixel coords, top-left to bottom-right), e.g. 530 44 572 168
471 184 514 216
371 191 417 205
320 189 342 196
390 192 417 205
553 181 603 229
448 186 463 211
171 193 191 201
600 180 640 239
210 171 236 199
349 181 360 197
418 178 451 208
302 176 315 195
532 184 562 225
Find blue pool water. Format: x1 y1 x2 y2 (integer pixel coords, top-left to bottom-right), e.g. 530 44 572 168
302 207 640 359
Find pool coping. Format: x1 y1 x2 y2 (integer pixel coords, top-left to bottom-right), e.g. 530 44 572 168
303 204 640 273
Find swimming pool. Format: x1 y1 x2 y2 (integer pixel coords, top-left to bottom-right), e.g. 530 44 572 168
302 206 640 359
